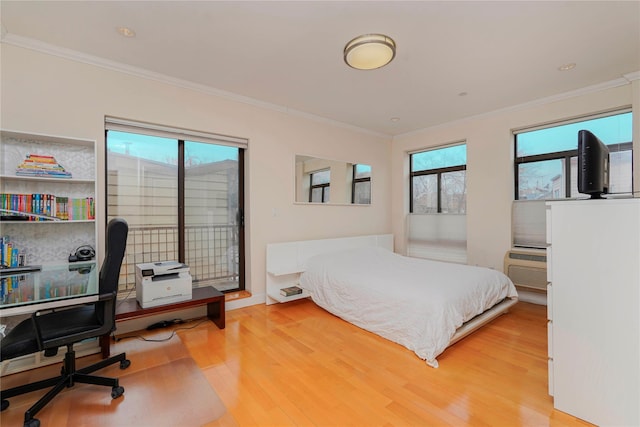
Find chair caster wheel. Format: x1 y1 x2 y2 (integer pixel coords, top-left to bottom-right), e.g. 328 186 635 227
1 399 9 411
24 418 40 427
120 359 131 370
111 386 125 399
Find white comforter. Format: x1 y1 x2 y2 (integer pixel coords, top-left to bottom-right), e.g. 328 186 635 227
299 246 518 367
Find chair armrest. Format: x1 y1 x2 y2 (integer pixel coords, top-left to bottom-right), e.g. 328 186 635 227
99 291 117 301
30 312 46 351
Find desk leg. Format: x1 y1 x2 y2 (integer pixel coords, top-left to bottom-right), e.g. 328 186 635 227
207 299 225 329
99 335 111 358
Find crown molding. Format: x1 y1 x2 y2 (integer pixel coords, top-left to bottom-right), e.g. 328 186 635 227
396 73 637 139
624 71 640 82
2 32 634 140
1 33 389 139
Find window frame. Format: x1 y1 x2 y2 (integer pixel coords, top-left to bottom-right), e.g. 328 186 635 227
351 164 371 204
514 111 633 200
409 145 467 214
104 121 246 294
309 169 330 203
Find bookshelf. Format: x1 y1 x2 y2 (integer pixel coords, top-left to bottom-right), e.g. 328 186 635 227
0 130 97 267
0 130 100 375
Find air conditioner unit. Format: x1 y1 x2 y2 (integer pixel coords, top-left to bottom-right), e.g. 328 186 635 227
504 249 547 293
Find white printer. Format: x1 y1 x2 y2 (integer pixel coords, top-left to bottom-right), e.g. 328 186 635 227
135 261 192 308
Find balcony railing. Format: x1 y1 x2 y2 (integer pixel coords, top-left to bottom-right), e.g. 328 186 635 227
118 224 238 295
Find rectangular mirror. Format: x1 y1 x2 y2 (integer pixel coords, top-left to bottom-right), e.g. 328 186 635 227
295 155 371 205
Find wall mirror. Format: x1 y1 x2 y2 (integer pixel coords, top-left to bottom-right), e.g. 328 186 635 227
295 155 371 205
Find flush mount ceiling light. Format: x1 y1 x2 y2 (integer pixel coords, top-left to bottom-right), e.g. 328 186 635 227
344 34 396 70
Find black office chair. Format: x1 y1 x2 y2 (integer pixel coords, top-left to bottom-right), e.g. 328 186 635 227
0 218 131 427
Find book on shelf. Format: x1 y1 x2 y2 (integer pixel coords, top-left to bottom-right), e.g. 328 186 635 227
280 285 303 297
0 235 22 268
1 193 94 221
15 153 72 178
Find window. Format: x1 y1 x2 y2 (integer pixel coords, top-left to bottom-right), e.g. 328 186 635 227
515 111 633 200
352 164 371 204
410 144 467 213
408 144 467 264
105 118 246 295
309 169 330 203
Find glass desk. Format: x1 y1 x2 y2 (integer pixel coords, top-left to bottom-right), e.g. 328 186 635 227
0 262 99 317
0 262 100 375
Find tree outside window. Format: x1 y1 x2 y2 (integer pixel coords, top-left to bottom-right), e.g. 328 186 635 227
410 144 467 214
515 111 633 200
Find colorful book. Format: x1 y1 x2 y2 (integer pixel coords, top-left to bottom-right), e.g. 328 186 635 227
15 153 72 178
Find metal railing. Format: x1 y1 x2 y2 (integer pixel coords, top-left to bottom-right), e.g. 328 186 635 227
118 224 238 295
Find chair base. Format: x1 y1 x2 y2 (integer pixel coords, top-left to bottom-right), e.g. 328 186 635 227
1 344 130 427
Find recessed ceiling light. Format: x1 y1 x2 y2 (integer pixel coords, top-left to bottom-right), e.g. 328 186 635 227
558 63 576 71
116 26 136 38
390 117 400 122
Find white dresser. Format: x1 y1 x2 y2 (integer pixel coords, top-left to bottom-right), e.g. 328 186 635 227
546 198 640 426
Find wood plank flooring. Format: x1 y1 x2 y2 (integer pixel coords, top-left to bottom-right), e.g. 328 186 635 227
187 299 592 426
0 329 231 427
2 300 593 426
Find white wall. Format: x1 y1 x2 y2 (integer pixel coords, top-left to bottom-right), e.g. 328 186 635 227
0 44 392 308
2 42 638 307
392 81 639 271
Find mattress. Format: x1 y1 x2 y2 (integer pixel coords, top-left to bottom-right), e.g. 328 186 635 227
299 246 518 367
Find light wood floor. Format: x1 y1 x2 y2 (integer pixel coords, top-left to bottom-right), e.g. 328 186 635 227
2 300 593 426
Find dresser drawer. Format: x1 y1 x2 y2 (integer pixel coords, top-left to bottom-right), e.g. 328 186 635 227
547 320 553 358
548 358 554 396
545 247 552 282
546 283 553 320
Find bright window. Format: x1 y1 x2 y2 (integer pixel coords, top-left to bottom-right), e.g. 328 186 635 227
352 164 371 204
105 121 246 294
410 144 467 213
514 111 633 200
309 169 330 203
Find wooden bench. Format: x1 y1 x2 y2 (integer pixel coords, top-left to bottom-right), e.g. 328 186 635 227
100 286 225 357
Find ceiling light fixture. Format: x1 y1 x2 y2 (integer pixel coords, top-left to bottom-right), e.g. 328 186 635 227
116 26 136 38
344 34 396 70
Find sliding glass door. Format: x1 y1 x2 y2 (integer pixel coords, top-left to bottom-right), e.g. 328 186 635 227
183 141 243 291
106 128 244 295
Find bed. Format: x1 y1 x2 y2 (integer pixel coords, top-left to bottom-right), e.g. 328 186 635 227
266 234 518 367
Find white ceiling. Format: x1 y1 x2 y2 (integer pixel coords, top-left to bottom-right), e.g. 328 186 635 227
1 1 639 136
